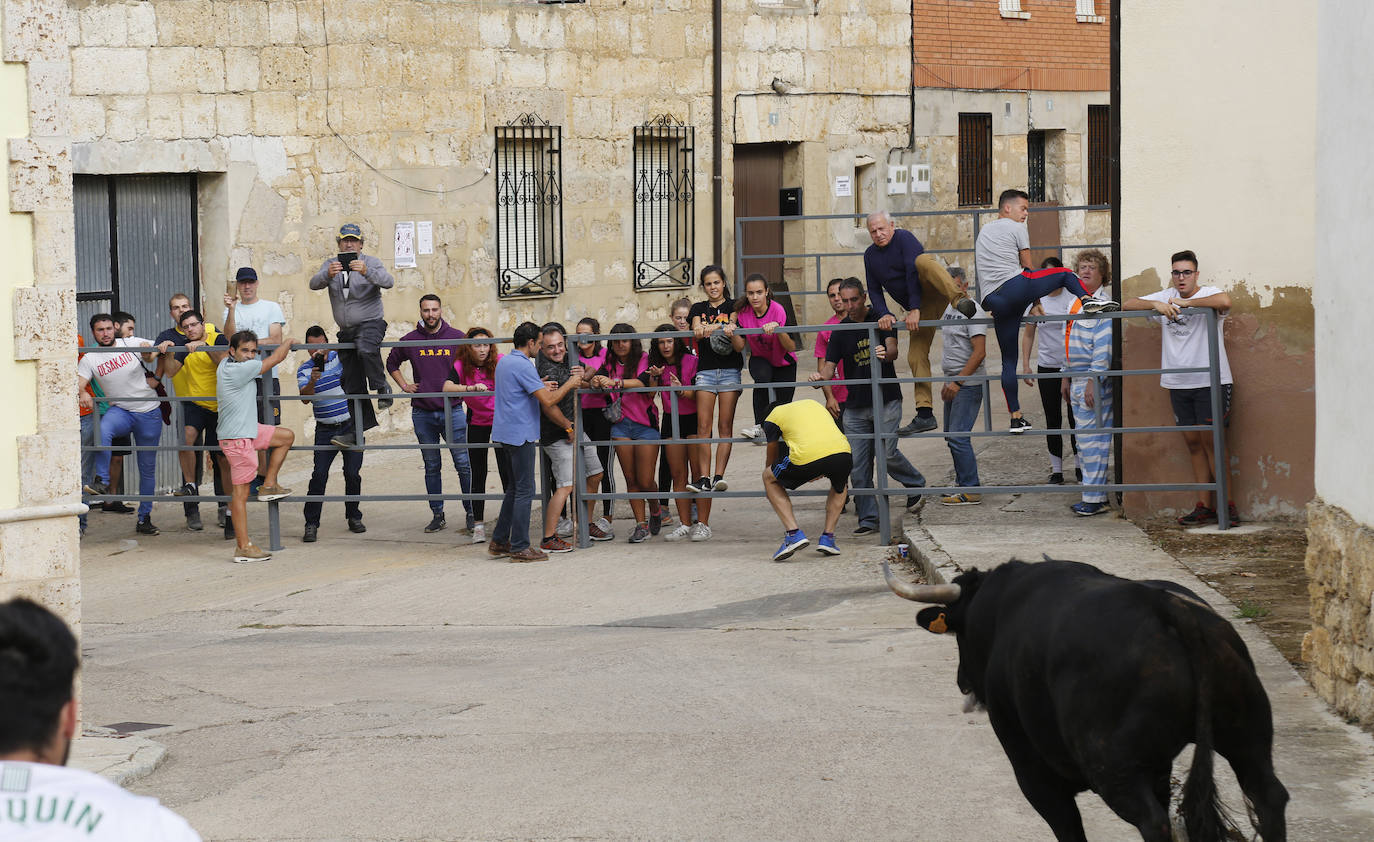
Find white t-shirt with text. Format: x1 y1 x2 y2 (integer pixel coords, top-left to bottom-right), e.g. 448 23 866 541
0 761 201 841
1141 286 1233 389
75 337 159 414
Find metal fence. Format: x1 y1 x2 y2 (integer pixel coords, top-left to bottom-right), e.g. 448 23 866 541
78 309 1230 552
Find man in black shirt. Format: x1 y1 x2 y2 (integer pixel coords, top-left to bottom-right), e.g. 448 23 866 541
535 323 606 552
811 278 926 535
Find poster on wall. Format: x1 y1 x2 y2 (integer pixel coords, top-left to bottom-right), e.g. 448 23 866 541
394 221 416 268
833 176 852 197
417 221 433 255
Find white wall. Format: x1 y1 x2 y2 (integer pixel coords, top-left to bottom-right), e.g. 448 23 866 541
1315 0 1374 526
1120 0 1316 302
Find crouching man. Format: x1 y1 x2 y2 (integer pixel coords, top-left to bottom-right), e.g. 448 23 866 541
217 330 296 563
761 398 852 561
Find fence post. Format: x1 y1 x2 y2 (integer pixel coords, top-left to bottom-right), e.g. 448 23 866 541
1206 308 1230 529
870 324 891 545
574 397 590 549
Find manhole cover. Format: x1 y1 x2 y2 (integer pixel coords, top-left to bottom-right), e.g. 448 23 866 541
101 722 171 734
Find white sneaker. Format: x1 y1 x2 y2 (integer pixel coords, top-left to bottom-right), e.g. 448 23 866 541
594 516 613 534
665 523 692 542
689 522 712 542
471 523 486 544
556 516 574 538
741 424 763 440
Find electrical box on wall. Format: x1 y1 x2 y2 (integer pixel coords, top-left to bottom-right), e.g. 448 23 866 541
886 165 909 195
910 164 931 194
779 187 802 216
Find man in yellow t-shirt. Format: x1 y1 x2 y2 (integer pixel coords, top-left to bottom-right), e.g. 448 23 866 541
156 308 230 532
761 398 852 561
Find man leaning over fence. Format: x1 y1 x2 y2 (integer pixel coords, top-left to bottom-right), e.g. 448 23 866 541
78 313 163 537
863 210 978 437
535 323 605 553
156 309 231 535
298 326 365 543
811 279 927 537
386 293 473 535
310 222 395 446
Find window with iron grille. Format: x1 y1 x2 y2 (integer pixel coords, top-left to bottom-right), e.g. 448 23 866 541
495 114 563 298
633 116 695 290
1027 130 1047 203
958 113 992 207
1088 104 1111 205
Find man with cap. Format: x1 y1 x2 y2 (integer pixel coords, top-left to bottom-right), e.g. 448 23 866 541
309 222 395 448
223 266 287 497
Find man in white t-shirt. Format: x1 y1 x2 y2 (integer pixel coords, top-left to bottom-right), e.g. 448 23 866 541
0 597 201 841
1124 248 1236 526
222 266 286 491
77 314 163 537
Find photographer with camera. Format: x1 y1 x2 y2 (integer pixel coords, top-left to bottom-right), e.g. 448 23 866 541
308 222 395 448
297 326 365 542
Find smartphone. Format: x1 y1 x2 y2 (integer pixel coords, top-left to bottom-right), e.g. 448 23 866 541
337 252 359 267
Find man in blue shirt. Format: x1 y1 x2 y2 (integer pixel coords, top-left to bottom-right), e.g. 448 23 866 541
489 321 572 563
298 326 365 542
863 211 977 436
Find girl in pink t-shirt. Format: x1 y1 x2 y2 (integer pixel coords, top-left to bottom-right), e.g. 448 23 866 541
575 317 615 525
648 324 701 538
591 323 663 544
442 326 503 541
732 273 798 440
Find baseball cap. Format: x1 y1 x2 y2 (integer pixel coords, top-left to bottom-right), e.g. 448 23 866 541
235 267 258 282
337 222 363 240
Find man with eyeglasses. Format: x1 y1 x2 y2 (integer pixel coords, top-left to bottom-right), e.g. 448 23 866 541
156 309 231 536
1124 249 1237 526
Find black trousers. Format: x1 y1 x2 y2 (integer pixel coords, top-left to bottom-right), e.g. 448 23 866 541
749 356 798 425
1036 364 1078 459
468 423 512 521
336 318 387 431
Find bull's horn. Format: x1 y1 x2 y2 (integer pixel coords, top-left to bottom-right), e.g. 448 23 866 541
882 560 961 603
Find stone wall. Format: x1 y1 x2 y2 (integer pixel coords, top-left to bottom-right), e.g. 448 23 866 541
1303 499 1374 727
1 0 82 625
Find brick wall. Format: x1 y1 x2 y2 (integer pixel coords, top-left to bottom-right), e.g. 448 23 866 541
913 0 1108 91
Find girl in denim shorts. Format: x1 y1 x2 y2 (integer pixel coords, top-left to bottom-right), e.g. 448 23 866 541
591 323 663 544
688 265 744 495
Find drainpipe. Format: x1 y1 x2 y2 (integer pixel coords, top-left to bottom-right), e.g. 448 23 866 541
712 0 723 266
1110 0 1123 499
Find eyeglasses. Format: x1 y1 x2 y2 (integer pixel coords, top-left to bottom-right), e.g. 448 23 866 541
1170 269 1196 278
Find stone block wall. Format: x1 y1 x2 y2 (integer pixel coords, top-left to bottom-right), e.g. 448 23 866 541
1 0 82 626
1302 499 1374 727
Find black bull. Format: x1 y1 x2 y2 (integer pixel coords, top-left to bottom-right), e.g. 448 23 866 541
884 558 1288 842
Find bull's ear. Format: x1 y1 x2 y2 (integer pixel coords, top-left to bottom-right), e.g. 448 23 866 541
916 606 950 634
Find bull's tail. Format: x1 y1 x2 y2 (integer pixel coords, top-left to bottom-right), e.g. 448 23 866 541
1163 594 1231 842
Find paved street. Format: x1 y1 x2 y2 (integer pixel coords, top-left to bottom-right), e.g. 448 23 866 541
73 409 1374 841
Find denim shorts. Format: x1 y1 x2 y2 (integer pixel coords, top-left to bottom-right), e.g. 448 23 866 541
694 366 742 394
611 419 660 441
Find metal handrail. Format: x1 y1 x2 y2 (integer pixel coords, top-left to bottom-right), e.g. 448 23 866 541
80 309 1230 552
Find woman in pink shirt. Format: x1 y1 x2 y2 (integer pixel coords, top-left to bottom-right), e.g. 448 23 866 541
732 272 798 441
443 326 503 543
590 323 662 544
576 317 615 526
648 324 702 541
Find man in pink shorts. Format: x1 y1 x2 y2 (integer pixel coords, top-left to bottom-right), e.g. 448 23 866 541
217 329 296 562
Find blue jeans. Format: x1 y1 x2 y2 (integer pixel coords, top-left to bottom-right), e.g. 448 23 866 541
981 267 1089 413
413 406 473 522
942 383 983 488
844 400 926 527
94 406 162 519
493 440 537 552
305 420 363 526
79 413 97 529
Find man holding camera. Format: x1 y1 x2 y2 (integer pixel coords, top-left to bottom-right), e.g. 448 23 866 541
297 326 365 542
309 222 395 448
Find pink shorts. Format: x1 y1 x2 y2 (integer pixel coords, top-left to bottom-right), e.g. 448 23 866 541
220 424 276 486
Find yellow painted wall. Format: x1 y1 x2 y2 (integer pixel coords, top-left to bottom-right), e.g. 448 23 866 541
0 38 38 511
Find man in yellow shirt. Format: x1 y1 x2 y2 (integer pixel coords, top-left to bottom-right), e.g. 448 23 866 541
761 398 852 560
156 308 230 534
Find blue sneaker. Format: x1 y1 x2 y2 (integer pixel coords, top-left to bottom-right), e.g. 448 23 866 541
1071 501 1110 517
773 529 809 561
816 533 840 556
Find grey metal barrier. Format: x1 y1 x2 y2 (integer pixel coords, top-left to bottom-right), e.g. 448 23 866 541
79 308 1229 553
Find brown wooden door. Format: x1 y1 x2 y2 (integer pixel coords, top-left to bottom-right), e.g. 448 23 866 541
733 144 785 298
1027 201 1063 269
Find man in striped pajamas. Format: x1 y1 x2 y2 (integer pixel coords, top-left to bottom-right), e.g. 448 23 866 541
1061 250 1114 516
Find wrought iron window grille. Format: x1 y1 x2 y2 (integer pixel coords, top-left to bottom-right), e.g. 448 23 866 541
632 115 695 291
495 113 564 298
